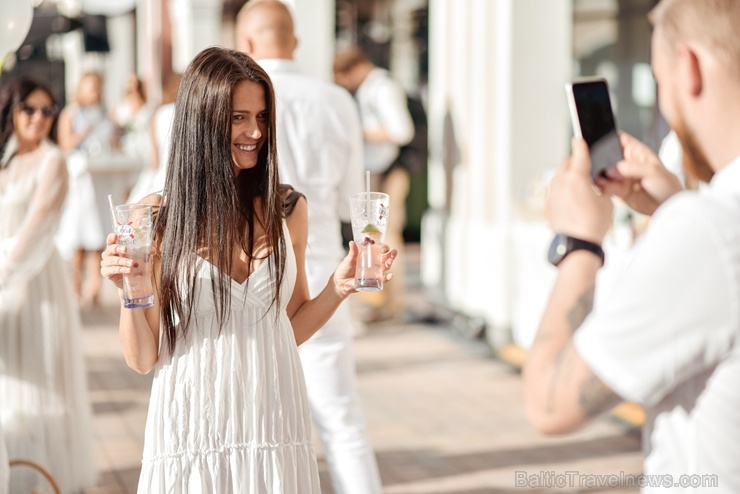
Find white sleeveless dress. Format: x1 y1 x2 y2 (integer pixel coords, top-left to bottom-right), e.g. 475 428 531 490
137 225 321 493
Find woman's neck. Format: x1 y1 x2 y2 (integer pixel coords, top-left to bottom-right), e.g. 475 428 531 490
14 137 42 156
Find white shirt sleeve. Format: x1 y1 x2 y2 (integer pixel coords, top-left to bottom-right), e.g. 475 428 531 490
574 193 737 407
374 78 415 147
0 147 68 289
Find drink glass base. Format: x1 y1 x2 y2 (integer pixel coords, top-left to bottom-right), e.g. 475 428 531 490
123 294 155 309
355 278 383 292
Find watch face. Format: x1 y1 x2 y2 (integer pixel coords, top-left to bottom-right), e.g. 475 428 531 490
547 233 570 266
547 233 605 267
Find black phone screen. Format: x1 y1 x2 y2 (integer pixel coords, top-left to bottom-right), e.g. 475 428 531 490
571 79 623 178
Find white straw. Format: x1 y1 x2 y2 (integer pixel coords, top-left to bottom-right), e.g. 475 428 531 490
108 194 116 229
365 170 371 224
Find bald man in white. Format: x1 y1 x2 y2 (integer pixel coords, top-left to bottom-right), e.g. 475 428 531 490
236 2 384 494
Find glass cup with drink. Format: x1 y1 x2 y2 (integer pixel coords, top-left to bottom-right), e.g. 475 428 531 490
110 203 155 308
350 192 389 292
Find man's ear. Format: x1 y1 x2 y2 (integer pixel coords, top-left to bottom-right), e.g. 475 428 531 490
236 33 253 56
678 43 703 97
291 35 298 54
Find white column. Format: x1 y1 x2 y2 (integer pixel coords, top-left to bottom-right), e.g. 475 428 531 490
168 0 222 73
102 13 136 107
506 0 571 350
424 0 572 348
137 0 162 103
282 0 335 82
389 0 425 91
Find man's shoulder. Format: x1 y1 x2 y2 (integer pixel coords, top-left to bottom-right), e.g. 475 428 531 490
272 72 356 110
658 188 740 221
272 70 346 95
650 189 740 251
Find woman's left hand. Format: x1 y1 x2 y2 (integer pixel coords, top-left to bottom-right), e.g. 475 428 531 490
333 241 398 298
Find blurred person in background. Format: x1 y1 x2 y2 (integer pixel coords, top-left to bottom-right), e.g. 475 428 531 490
236 2 383 493
524 0 740 491
111 73 153 173
334 46 414 322
57 71 119 307
0 77 96 494
127 73 181 202
0 426 6 494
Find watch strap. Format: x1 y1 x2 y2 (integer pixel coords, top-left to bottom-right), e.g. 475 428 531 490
549 233 605 267
566 237 605 266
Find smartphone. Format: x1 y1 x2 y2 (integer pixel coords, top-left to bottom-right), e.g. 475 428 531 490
565 78 623 180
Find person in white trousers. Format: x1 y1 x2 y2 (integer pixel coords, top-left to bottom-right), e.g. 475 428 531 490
236 2 384 493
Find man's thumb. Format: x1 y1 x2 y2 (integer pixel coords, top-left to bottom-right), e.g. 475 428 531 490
571 137 591 174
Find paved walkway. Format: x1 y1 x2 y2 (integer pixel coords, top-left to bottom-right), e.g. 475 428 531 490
80 247 642 494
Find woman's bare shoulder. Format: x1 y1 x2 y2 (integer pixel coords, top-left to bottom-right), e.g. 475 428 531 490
138 193 162 208
279 183 306 219
285 194 308 246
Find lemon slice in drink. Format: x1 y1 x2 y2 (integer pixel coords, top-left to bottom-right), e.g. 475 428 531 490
361 223 382 242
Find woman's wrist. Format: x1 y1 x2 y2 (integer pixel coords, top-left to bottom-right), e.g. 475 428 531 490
331 273 353 300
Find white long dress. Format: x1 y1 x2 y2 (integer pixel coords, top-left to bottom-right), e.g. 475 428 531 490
54 104 124 260
137 224 321 493
0 423 7 494
0 142 96 493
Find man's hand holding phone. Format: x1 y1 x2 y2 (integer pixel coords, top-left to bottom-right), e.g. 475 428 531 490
548 138 614 246
566 77 683 217
597 132 684 216
566 78 624 181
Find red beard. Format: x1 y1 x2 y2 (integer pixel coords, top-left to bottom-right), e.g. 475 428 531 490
673 104 714 186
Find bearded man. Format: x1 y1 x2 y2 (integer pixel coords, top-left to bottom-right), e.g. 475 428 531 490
524 1 740 492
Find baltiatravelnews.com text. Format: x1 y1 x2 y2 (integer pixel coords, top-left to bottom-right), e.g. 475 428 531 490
515 470 719 489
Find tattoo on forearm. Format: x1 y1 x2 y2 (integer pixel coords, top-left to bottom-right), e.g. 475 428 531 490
546 345 576 414
579 373 620 416
542 287 595 415
567 287 595 333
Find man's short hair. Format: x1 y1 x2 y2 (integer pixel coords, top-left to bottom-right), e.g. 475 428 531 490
649 0 740 79
333 47 370 75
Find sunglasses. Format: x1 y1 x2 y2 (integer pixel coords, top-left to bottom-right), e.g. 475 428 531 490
17 102 57 118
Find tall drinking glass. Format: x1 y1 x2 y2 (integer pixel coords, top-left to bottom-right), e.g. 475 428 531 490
111 203 155 308
350 192 389 291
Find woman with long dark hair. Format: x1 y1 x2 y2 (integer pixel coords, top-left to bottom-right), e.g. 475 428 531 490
0 78 96 493
101 47 397 492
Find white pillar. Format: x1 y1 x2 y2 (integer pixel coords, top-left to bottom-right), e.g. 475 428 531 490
390 0 425 92
102 13 136 107
282 0 335 81
424 0 572 348
168 0 222 73
137 0 162 103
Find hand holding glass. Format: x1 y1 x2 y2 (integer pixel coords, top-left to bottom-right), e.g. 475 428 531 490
350 192 389 291
111 204 155 308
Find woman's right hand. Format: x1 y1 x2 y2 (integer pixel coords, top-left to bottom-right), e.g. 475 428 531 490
100 232 134 290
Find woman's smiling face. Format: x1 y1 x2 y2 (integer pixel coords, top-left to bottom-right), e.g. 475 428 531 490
13 89 55 146
230 80 268 176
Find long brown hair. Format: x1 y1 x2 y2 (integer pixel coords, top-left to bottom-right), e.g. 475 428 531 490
155 47 288 355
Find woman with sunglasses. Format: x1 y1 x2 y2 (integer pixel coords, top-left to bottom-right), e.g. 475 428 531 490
0 78 96 493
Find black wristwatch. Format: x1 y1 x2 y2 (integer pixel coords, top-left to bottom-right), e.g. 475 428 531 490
547 233 605 267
